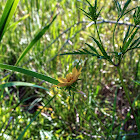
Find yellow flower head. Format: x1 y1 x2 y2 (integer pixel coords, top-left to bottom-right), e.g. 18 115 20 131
56 67 82 87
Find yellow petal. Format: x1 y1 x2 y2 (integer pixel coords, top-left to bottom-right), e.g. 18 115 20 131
78 67 82 73
72 67 78 78
38 106 43 109
66 73 72 81
58 77 67 83
77 67 82 75
57 82 68 87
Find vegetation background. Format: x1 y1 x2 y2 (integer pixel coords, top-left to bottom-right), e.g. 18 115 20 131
0 0 139 139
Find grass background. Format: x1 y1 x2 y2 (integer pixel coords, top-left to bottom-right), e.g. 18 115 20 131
0 0 140 139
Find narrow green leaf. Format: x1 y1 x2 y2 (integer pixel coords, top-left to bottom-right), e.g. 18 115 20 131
83 14 93 21
85 43 99 55
79 8 92 20
0 63 58 85
123 26 130 45
113 0 122 15
0 0 14 31
124 47 140 55
60 49 98 56
0 0 14 29
60 52 87 55
97 6 103 17
130 37 140 48
121 0 131 17
82 48 92 54
122 28 138 52
95 0 97 10
78 50 86 54
82 48 98 56
0 0 20 42
15 15 57 65
79 8 89 15
133 80 140 85
117 1 122 13
123 7 137 16
85 0 93 8
7 14 30 31
90 36 108 58
0 82 49 91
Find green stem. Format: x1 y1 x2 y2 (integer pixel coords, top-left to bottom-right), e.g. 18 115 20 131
95 22 103 47
112 17 121 52
123 26 136 49
95 22 115 66
112 14 123 54
116 66 140 135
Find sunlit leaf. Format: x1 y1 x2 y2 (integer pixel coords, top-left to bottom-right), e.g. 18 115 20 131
130 37 140 48
85 43 99 55
15 15 57 65
122 28 138 52
90 36 109 59
123 26 130 45
0 63 58 85
0 0 20 42
113 0 122 16
121 0 131 17
7 14 30 31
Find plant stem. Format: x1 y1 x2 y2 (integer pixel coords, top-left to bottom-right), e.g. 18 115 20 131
95 22 103 47
112 17 121 52
95 22 115 65
116 66 140 135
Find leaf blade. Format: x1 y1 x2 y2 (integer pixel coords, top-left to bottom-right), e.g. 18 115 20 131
0 0 20 42
90 36 108 58
122 28 138 52
0 63 58 85
15 15 57 65
0 82 49 91
85 43 99 55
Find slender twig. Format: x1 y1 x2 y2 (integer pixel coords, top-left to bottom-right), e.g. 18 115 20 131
41 20 139 54
86 20 140 28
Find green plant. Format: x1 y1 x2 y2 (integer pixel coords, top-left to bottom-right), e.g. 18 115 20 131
0 0 139 139
61 0 140 138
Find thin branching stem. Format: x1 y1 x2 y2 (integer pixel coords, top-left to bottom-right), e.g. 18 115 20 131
95 22 103 47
